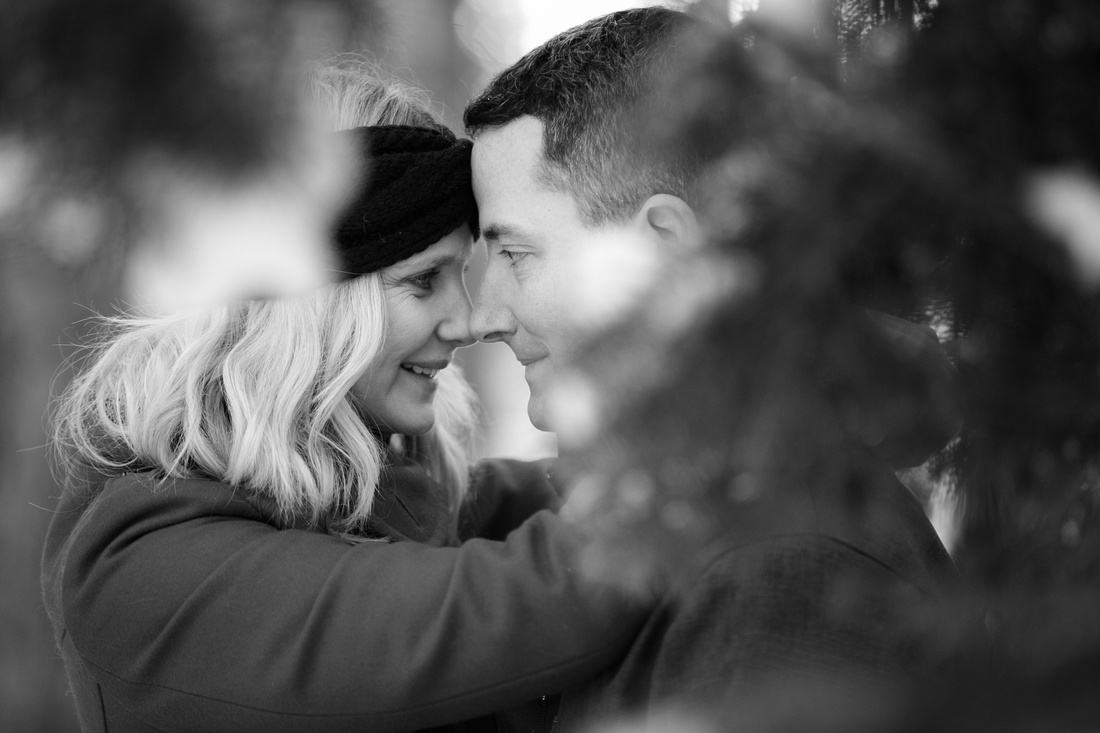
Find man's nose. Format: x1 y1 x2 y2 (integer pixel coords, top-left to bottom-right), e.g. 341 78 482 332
470 270 515 344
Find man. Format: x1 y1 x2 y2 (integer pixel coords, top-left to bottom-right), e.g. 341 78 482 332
466 8 703 432
464 6 965 730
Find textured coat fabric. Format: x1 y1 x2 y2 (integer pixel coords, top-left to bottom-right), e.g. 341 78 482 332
554 447 964 730
41 458 648 733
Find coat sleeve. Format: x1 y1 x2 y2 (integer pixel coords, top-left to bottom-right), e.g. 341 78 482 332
458 457 564 541
53 474 651 733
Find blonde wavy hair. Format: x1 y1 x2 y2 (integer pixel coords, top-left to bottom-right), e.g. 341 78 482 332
52 57 478 538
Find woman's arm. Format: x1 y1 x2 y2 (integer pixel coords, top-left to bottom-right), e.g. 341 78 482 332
46 472 651 733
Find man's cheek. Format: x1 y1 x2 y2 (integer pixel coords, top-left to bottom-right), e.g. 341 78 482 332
569 229 660 332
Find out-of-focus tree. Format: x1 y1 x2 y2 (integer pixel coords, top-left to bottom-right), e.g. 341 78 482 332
552 0 1100 729
898 3 1100 727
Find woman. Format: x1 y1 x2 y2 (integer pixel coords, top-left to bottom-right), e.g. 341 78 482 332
42 61 652 733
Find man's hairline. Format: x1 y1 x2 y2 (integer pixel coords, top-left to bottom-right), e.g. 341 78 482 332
470 117 635 231
466 115 570 199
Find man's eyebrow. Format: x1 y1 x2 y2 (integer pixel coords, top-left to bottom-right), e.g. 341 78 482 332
481 223 529 242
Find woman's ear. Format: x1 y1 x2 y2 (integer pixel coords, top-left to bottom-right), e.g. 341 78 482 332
634 194 702 253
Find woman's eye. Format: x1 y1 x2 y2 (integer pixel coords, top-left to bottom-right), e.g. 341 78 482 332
406 270 438 291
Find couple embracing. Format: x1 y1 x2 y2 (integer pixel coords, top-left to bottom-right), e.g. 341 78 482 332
43 7 961 733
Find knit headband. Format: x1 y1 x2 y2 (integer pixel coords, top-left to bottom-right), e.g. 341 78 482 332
333 125 477 277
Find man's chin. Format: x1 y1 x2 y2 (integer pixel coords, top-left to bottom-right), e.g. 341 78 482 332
526 394 553 432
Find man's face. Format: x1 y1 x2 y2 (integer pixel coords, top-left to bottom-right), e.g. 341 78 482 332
471 116 625 430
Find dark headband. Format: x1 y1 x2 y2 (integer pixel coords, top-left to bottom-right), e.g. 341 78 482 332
333 125 477 277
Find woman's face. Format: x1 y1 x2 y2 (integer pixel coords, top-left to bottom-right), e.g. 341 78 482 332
352 228 474 435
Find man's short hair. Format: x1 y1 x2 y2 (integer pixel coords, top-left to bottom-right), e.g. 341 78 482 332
464 7 707 225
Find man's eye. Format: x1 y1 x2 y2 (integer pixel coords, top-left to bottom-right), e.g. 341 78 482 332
498 249 529 263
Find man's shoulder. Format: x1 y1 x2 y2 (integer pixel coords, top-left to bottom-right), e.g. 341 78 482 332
688 530 943 620
639 529 956 707
551 467 961 732
700 515 953 598
685 453 955 593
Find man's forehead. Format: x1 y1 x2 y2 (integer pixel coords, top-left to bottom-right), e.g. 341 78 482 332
471 116 545 186
471 116 591 244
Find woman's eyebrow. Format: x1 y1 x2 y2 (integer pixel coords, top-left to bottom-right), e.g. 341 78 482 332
399 244 474 272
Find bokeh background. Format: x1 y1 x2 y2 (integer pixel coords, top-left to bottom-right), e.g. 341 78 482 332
8 0 1100 730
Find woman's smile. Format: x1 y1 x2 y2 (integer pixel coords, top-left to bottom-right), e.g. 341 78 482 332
400 361 447 381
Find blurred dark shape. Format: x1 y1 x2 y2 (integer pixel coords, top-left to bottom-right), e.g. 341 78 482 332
898 0 1100 571
559 0 1100 729
0 0 389 166
899 1 1100 727
4 0 261 178
0 0 383 278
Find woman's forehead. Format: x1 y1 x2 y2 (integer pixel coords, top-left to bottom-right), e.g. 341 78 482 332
388 229 473 273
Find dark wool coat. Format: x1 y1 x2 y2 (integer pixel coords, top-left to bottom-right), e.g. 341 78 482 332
554 446 966 731
41 458 650 733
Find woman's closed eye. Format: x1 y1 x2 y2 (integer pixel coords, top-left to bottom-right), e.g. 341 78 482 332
404 268 439 293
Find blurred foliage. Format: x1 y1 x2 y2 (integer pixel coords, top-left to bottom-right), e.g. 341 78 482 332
562 0 1100 729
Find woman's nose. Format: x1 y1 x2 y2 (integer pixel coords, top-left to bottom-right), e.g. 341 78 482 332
438 280 475 347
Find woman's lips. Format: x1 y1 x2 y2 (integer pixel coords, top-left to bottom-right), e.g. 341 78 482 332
400 361 449 380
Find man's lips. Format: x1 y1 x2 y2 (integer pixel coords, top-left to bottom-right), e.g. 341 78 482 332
517 354 547 367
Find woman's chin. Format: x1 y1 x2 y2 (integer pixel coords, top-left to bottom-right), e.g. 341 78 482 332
391 409 436 437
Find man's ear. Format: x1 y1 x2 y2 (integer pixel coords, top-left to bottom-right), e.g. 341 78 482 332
634 194 701 253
